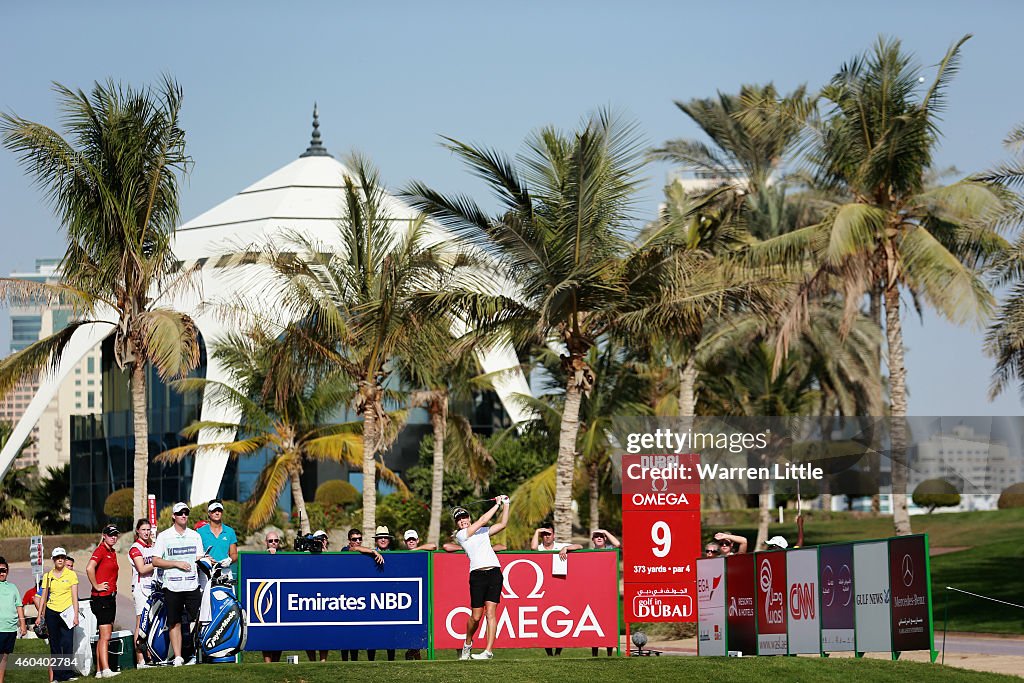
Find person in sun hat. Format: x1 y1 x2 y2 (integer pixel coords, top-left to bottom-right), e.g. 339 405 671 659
151 502 207 666
39 547 78 681
87 522 121 678
452 497 510 661
765 535 789 550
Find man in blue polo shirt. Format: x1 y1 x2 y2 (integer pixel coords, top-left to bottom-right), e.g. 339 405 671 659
197 501 237 567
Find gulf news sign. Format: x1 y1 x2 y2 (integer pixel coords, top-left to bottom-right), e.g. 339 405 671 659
696 535 934 658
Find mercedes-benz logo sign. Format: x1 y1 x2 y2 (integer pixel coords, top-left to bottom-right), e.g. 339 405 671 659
901 553 914 587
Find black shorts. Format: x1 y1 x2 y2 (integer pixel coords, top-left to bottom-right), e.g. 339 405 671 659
91 594 117 625
164 588 201 625
469 567 502 608
0 631 15 654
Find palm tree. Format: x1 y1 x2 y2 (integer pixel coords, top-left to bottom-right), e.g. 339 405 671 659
983 123 1024 397
243 153 449 542
0 78 199 520
396 328 494 546
403 110 650 540
157 328 402 533
755 36 1008 535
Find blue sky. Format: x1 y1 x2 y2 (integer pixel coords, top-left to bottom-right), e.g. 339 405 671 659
1 1 1022 415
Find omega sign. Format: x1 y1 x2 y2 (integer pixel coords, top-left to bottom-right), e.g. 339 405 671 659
431 552 618 649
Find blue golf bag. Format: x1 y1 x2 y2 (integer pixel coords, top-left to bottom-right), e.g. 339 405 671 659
136 581 193 664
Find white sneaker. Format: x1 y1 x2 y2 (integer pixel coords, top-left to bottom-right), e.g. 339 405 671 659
185 657 196 666
95 672 105 679
136 663 151 669
459 642 473 660
104 671 120 678
471 650 494 660
172 657 184 667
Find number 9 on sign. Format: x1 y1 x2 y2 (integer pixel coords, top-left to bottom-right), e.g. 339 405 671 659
651 521 671 557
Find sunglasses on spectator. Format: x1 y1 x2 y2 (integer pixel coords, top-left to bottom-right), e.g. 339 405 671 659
266 539 280 544
174 511 189 517
0 568 8 574
350 537 362 543
704 548 718 555
541 531 552 536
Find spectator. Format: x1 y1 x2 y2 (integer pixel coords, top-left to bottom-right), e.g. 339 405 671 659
39 547 78 682
715 531 748 556
532 526 581 656
0 556 27 683
703 541 721 557
151 502 206 666
197 501 238 567
129 519 156 668
368 527 397 661
590 529 620 550
87 524 121 679
765 536 789 551
403 530 436 551
261 531 283 664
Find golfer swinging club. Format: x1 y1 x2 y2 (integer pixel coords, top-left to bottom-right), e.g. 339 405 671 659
454 495 510 660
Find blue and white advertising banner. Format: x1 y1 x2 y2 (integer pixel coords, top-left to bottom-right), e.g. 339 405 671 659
241 552 429 650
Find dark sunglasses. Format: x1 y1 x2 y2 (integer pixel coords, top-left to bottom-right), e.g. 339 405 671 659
266 539 280 544
350 537 362 543
540 531 553 536
704 549 718 555
0 568 8 573
174 511 189 517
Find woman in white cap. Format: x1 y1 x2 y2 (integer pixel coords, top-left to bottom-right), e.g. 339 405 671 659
453 496 509 661
39 547 78 682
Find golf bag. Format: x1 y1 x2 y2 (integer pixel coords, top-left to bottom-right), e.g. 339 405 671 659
196 557 247 662
136 581 194 664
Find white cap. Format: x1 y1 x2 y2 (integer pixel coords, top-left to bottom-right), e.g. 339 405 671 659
312 529 327 538
51 547 68 559
766 535 789 549
404 530 418 541
207 501 224 513
172 501 189 514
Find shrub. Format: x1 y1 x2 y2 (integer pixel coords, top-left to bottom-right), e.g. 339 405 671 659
103 488 134 520
998 482 1024 509
0 514 43 539
315 480 360 509
376 493 430 537
912 478 961 513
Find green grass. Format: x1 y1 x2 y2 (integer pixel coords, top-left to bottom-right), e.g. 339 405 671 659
3 639 1015 683
710 508 1024 634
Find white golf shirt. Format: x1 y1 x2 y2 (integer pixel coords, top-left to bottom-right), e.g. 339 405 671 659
456 526 501 571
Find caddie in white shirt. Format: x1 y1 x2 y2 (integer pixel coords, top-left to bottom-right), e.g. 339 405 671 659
151 502 207 666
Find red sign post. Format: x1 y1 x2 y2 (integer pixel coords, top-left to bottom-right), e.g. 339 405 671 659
621 454 701 653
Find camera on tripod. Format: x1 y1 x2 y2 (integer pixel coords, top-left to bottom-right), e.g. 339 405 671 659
293 534 322 552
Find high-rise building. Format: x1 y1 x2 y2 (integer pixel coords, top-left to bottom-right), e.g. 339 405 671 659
0 259 102 471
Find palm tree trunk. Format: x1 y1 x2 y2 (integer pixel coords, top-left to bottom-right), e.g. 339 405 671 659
361 388 380 543
587 460 600 534
883 282 912 536
678 354 697 417
869 284 883 513
290 468 311 535
554 355 588 541
131 360 149 521
427 396 447 546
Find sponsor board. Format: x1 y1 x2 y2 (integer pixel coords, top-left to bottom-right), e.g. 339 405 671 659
241 552 428 650
819 543 855 651
755 551 788 655
725 553 757 656
696 557 727 656
785 548 820 654
888 536 931 652
432 552 618 649
853 541 892 653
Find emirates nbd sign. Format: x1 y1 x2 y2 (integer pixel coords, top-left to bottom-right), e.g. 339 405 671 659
241 552 429 650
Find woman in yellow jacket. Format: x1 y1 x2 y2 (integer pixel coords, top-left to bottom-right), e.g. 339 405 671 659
39 548 79 682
